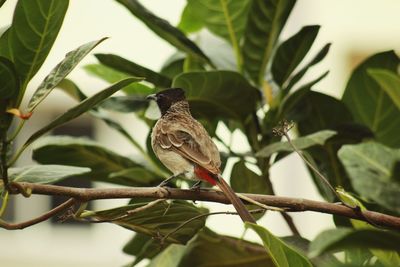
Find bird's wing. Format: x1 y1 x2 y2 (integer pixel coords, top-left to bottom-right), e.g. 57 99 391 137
157 121 220 174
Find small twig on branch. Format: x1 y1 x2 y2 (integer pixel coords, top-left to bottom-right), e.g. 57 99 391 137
272 120 353 208
0 198 75 230
5 182 400 230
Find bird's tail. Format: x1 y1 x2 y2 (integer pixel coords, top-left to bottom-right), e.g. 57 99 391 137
215 175 256 224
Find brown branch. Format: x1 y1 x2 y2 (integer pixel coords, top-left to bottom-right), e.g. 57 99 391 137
6 182 400 230
0 198 75 230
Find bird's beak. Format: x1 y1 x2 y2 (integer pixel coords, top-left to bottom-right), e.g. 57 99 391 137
146 94 157 101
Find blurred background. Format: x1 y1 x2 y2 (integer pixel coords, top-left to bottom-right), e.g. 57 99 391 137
0 0 399 266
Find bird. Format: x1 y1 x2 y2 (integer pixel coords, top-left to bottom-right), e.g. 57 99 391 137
147 88 256 223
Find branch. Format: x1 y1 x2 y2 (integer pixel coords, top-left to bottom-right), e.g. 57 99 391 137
0 198 75 230
5 182 400 230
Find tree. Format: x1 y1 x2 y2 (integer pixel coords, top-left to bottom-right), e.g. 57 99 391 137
0 0 399 266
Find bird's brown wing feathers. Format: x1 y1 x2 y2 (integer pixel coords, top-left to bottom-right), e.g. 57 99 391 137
157 120 220 174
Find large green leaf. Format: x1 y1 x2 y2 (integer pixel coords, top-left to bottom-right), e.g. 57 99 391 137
95 54 171 88
342 51 400 147
0 56 19 99
368 69 400 110
147 244 186 267
20 78 141 153
178 0 251 70
80 200 208 244
230 160 272 220
109 167 163 186
242 0 296 85
123 233 167 265
277 70 330 119
246 223 313 267
159 52 185 79
32 136 162 186
338 142 400 214
179 0 250 42
0 0 69 100
1 164 89 193
116 0 211 65
84 63 154 95
271 25 320 87
257 130 336 158
231 160 272 194
281 236 341 267
284 43 331 92
309 228 400 258
27 38 107 112
177 228 274 267
99 96 148 113
56 79 148 155
172 71 259 121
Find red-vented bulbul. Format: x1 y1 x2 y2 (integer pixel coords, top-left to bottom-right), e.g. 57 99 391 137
147 88 256 223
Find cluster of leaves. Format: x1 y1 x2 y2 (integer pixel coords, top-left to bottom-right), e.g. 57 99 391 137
1 0 399 266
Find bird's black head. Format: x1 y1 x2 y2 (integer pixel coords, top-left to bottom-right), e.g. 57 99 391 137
147 88 186 115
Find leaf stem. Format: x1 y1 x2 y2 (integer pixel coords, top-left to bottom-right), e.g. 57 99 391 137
220 0 243 73
7 119 26 142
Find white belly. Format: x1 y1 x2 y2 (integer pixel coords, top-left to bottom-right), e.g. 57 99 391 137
155 148 195 179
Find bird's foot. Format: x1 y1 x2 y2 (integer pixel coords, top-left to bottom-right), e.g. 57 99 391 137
157 174 180 188
190 181 202 192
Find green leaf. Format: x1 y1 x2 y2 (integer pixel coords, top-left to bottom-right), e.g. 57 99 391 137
147 244 186 267
0 56 19 99
309 228 400 258
21 78 141 151
172 71 259 121
178 2 205 33
159 52 185 79
278 70 329 118
246 223 313 267
231 160 272 194
99 96 148 113
95 53 171 88
27 38 108 112
32 135 160 186
231 160 272 220
179 0 251 45
338 142 400 214
1 164 89 193
285 43 331 92
80 200 208 244
281 236 341 267
368 69 400 110
271 25 320 87
123 233 166 265
56 79 148 154
257 130 336 158
0 0 69 99
342 51 400 147
109 167 163 186
177 228 273 267
242 0 296 85
116 0 211 65
84 63 154 95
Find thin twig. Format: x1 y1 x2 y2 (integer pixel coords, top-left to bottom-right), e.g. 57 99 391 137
5 182 400 230
0 134 9 188
0 198 75 230
273 120 352 208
